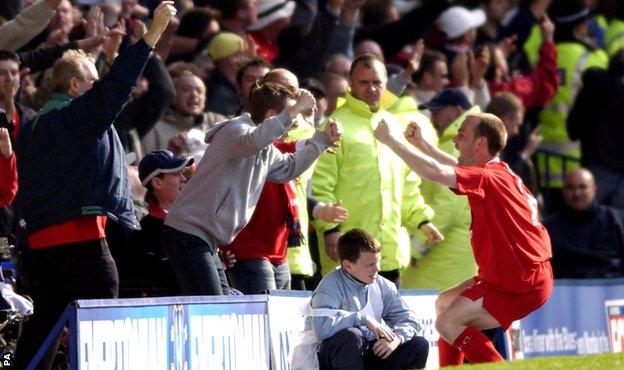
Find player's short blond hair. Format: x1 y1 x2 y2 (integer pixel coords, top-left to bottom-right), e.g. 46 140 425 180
467 112 508 156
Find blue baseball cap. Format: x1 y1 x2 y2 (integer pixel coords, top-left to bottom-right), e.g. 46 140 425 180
139 150 194 186
418 88 472 111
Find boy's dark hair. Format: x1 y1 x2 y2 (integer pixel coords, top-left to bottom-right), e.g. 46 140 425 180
338 229 381 263
0 50 19 64
248 81 297 123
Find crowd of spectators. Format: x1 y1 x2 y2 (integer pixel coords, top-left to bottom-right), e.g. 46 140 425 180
1 0 624 366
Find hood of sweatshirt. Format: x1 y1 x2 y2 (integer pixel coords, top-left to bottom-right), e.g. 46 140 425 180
204 113 252 143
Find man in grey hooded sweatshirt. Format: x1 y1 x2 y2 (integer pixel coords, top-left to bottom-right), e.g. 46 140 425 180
163 82 343 295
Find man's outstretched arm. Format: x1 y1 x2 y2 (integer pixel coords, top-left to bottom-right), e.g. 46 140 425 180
374 120 457 188
404 121 458 166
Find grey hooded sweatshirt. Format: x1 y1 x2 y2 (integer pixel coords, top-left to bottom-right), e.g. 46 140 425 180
164 110 333 249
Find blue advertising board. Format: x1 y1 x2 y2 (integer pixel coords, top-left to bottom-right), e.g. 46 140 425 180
519 278 624 358
72 296 270 370
29 288 511 369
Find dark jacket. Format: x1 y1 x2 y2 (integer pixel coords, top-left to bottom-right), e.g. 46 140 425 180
545 203 624 279
354 0 450 58
278 6 340 79
113 55 175 157
15 40 153 234
17 41 78 73
205 68 242 117
567 68 624 172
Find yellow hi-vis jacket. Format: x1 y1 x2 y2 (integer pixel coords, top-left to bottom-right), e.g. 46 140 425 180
312 90 434 275
284 118 317 276
536 42 607 188
605 19 624 56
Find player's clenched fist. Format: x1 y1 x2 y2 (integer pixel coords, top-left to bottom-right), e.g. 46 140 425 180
404 121 427 151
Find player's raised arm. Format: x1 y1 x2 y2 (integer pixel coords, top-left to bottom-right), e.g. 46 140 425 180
374 120 457 188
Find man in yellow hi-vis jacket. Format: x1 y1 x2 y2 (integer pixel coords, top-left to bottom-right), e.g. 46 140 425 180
312 54 443 287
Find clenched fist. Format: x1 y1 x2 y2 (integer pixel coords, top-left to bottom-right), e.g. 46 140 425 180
324 118 343 146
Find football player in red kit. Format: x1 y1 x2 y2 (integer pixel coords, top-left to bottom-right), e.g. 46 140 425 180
374 112 553 365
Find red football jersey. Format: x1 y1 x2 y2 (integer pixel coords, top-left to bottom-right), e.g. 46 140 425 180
453 159 552 292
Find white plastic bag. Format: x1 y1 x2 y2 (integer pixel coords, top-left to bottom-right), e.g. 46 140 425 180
291 328 320 370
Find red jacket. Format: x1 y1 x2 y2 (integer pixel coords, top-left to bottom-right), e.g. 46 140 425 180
489 41 559 109
0 153 17 207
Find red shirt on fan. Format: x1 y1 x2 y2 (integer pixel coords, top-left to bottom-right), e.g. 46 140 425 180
221 181 289 264
452 159 552 292
0 153 17 207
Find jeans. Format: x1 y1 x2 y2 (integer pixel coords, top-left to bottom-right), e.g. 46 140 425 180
162 226 230 295
15 238 119 369
227 259 290 294
588 164 624 210
318 327 429 370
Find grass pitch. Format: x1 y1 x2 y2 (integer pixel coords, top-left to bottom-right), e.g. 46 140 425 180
448 353 624 369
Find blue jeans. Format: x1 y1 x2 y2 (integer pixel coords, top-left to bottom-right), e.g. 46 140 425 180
588 164 624 210
227 259 290 294
162 226 230 295
318 328 429 370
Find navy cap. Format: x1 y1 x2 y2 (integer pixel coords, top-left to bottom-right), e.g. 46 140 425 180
418 88 471 111
138 150 194 186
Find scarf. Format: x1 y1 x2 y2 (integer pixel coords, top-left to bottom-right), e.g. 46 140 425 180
284 180 303 247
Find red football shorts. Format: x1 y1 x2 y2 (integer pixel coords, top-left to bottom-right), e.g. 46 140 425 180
460 261 553 330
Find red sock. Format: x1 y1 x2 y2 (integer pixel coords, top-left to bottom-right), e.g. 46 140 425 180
438 338 464 367
452 326 504 364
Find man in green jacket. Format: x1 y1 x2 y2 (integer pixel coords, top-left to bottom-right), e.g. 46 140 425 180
312 54 443 287
401 89 479 290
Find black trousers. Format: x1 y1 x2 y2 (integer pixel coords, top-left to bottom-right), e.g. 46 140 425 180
318 327 429 370
15 238 118 370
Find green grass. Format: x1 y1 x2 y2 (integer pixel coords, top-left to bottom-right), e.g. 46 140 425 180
446 353 624 369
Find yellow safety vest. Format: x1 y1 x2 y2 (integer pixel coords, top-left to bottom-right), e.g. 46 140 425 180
312 91 434 275
605 19 624 56
536 42 608 187
523 25 542 68
285 118 317 276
